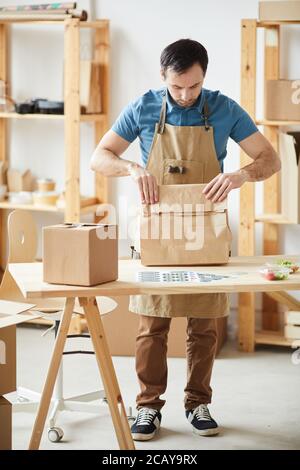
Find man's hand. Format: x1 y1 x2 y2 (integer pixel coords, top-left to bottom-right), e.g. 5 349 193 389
202 170 247 202
128 163 159 204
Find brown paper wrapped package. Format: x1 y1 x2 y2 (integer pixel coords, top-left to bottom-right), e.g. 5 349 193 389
140 184 232 266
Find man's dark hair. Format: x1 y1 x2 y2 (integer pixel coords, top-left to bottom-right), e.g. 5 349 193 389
160 39 208 76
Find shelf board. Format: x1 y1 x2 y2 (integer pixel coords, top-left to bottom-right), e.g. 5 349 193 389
0 201 101 214
80 114 106 122
0 19 108 28
0 112 106 122
256 119 300 126
255 330 295 347
255 213 293 224
257 20 300 27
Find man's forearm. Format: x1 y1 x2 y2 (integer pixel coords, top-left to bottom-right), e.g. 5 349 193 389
239 149 281 182
90 147 137 177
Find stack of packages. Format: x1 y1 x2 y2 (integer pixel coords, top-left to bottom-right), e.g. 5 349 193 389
0 2 88 21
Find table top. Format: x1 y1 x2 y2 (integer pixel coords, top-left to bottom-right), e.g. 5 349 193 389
8 255 300 299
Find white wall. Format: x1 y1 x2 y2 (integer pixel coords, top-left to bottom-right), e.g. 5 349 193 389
3 0 300 309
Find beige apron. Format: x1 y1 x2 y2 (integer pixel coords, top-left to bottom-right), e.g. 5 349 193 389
129 91 230 318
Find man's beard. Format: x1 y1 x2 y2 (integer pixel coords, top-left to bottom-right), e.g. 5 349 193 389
176 97 198 107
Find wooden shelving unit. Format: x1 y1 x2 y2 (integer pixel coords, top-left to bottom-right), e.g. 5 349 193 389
238 19 300 352
0 18 109 239
0 19 110 333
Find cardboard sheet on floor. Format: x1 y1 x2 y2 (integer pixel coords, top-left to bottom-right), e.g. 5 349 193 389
0 300 36 315
0 312 41 329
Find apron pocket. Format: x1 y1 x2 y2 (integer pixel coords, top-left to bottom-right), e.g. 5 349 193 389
162 159 204 185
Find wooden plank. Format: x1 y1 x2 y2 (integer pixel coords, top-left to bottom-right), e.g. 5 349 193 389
257 20 300 27
29 298 75 449
255 213 292 224
79 297 135 450
80 20 109 29
0 201 99 214
64 19 80 223
266 291 300 311
0 19 107 27
8 256 300 299
94 22 109 217
262 26 280 331
255 330 294 346
238 19 257 352
0 112 105 121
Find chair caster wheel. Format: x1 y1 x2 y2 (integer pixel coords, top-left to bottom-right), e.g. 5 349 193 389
48 427 64 443
127 406 136 424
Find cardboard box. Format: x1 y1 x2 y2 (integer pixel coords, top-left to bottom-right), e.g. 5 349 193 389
0 161 8 186
279 131 300 223
0 396 12 450
101 296 227 358
85 62 102 114
7 168 33 192
259 1 300 21
71 60 102 114
43 223 118 286
0 323 16 396
0 311 41 450
265 80 300 121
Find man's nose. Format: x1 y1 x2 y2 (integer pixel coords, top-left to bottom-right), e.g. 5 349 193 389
181 90 191 101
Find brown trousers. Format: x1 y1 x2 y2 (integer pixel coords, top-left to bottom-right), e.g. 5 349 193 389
135 315 218 411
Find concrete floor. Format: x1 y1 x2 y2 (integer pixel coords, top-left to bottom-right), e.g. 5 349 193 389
7 324 300 450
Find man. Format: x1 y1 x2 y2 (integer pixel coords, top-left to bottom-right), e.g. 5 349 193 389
90 39 280 441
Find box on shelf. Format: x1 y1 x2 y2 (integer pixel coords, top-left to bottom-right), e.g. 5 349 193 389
7 168 34 192
265 80 300 121
0 322 16 396
0 396 12 450
259 1 300 21
36 178 56 192
279 131 300 223
101 295 227 358
0 161 8 185
43 223 118 286
79 60 102 114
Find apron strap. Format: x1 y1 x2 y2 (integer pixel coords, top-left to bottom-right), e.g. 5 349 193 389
203 100 210 131
157 92 167 134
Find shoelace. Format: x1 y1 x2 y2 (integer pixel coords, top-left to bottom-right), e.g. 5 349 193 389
135 408 157 426
193 404 212 421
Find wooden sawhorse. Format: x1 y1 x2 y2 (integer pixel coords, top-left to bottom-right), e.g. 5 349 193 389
28 296 134 450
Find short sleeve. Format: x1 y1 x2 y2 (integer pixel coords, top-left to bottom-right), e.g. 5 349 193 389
112 99 140 143
228 99 258 143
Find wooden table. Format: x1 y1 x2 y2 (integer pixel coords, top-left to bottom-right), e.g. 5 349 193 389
9 255 300 449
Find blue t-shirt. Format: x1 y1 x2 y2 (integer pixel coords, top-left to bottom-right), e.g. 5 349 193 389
112 87 258 170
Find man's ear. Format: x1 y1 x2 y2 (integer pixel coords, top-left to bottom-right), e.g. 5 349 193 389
160 68 166 81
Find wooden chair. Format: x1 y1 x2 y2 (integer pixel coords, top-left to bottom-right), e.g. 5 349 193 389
0 210 118 442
